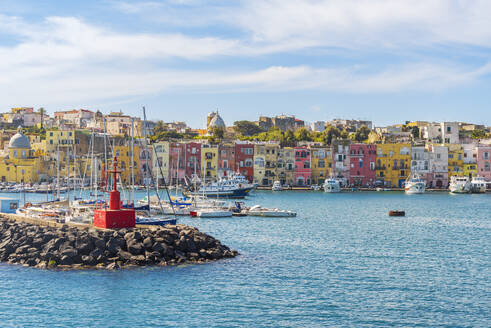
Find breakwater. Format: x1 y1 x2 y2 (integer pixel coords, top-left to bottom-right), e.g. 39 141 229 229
0 216 238 270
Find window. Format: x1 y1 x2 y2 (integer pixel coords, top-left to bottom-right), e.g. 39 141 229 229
447 126 451 133
318 160 325 168
245 159 253 167
485 162 490 171
359 159 363 168
254 158 264 167
304 161 310 169
484 152 490 160
370 162 375 170
223 160 228 168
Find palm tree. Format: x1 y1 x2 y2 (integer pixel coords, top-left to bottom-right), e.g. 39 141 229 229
37 107 46 129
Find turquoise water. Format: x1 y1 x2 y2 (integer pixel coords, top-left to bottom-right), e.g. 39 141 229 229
0 191 490 327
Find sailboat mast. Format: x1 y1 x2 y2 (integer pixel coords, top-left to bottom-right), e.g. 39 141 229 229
142 107 150 208
131 117 135 206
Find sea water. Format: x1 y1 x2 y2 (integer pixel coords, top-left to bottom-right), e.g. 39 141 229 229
0 191 489 327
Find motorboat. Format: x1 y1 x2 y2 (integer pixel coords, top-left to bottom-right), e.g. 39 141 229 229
405 174 426 194
323 178 340 193
136 216 177 226
272 181 283 191
245 205 297 217
470 176 487 193
449 176 471 194
186 173 256 198
191 209 233 218
311 185 321 191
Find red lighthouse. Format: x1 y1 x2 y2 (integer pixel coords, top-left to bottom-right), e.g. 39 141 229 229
93 156 135 229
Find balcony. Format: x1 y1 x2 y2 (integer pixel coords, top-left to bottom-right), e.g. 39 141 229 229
375 165 386 170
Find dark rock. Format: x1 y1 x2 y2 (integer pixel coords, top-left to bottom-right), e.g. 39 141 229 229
127 241 144 255
61 248 78 258
117 250 132 261
152 242 164 253
15 245 30 254
143 237 153 249
81 255 95 265
59 255 73 265
94 239 106 250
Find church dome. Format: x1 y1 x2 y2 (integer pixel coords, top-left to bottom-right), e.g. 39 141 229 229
208 112 225 129
9 127 31 149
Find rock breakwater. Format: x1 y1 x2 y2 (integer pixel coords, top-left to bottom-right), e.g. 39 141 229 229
0 217 238 270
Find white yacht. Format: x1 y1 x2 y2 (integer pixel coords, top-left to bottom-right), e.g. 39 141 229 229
404 174 426 194
449 176 471 194
272 181 283 191
470 176 487 193
323 178 341 193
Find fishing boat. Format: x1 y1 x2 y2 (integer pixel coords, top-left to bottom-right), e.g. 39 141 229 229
405 174 426 194
470 176 487 193
323 178 340 193
245 205 297 217
136 217 177 226
272 181 283 191
449 176 471 194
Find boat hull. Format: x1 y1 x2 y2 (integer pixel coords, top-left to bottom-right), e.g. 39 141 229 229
405 182 426 194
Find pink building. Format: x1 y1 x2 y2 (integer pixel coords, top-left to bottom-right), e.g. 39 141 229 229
294 146 311 186
185 142 202 179
477 145 491 181
349 144 377 187
169 142 186 185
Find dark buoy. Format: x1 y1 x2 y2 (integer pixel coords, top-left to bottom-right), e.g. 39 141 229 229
389 210 405 217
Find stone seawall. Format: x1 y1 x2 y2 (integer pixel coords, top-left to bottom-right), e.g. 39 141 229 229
0 216 238 270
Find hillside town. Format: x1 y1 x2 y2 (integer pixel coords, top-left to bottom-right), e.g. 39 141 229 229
1 107 490 189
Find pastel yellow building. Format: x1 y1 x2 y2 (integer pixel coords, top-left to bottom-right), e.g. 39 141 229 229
376 143 411 188
447 144 464 178
276 147 295 186
45 129 76 152
113 144 142 184
0 128 47 183
201 144 218 182
254 142 279 186
310 146 332 185
463 163 478 178
152 141 170 184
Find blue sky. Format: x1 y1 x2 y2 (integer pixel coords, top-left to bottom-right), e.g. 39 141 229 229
1 0 490 128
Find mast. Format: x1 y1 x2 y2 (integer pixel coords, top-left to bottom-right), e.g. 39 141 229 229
142 107 151 208
130 117 135 206
56 144 60 200
104 117 108 205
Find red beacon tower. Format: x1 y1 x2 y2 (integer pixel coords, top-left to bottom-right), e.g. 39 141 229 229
93 156 135 229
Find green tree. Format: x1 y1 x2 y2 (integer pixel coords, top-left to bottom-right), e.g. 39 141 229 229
294 127 312 141
211 126 225 139
354 125 371 142
281 129 296 147
471 129 486 139
233 120 264 136
153 120 167 135
320 126 341 145
410 126 420 139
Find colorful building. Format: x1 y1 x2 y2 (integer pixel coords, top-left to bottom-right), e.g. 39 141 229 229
476 145 491 181
349 144 376 187
0 128 46 183
276 147 295 186
185 142 202 180
332 139 351 185
218 143 235 178
447 144 464 178
169 142 186 186
201 144 218 182
234 142 254 182
376 143 411 188
152 141 169 184
427 144 448 188
294 146 311 186
311 146 331 185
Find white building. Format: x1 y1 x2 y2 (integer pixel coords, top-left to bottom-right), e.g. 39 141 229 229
311 121 326 132
411 146 430 174
440 122 459 144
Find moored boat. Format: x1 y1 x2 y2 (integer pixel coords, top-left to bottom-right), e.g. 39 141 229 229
272 181 283 191
470 176 487 193
405 174 426 194
449 176 471 194
323 178 340 193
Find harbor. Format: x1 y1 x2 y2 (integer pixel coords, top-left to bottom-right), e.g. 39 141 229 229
1 190 489 327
